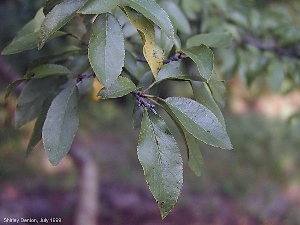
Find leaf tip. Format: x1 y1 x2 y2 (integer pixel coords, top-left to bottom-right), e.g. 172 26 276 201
37 39 45 50
1 49 8 55
158 202 169 219
49 159 60 166
222 139 233 150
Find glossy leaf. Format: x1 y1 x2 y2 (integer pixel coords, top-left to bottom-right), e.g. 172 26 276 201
156 60 204 83
123 0 175 40
182 45 214 81
38 0 88 49
161 102 202 176
186 32 233 48
88 13 125 87
42 85 79 166
98 76 136 99
122 7 164 78
157 29 174 58
2 33 39 55
29 64 70 78
137 71 154 90
132 103 144 129
15 77 57 128
138 111 183 218
191 81 226 128
165 97 232 149
79 0 118 14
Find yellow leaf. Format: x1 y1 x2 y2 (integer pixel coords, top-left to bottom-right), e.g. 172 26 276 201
122 6 164 78
91 77 104 101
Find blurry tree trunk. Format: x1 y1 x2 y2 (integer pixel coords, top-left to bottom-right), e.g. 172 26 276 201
70 139 100 225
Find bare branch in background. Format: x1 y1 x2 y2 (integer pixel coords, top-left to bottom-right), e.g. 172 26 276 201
241 36 300 59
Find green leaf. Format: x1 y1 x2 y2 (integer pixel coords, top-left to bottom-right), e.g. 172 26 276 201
18 8 45 37
1 31 65 55
184 130 202 176
38 0 88 49
159 1 191 34
156 60 204 83
122 0 175 40
79 0 118 14
124 50 138 77
88 13 125 87
26 45 82 70
138 111 183 219
15 77 57 128
28 64 70 78
161 102 202 176
26 97 53 157
186 32 233 48
98 76 136 99
2 33 39 55
191 81 226 128
42 85 79 166
182 45 214 81
165 97 232 149
4 79 28 99
43 0 64 15
207 71 226 107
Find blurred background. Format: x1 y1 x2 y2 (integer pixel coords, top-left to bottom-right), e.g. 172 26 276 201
1 0 300 224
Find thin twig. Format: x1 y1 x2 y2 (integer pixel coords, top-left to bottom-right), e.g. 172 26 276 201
143 82 155 93
163 53 186 64
67 33 88 47
136 57 148 63
76 72 95 85
136 53 186 64
144 94 164 102
148 98 163 109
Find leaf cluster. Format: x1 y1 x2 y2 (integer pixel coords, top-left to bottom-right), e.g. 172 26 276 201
12 0 300 217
